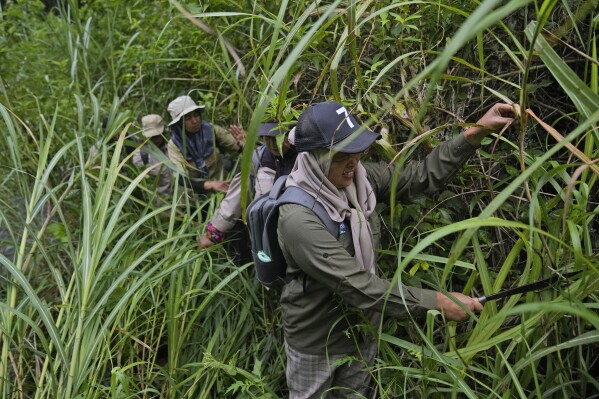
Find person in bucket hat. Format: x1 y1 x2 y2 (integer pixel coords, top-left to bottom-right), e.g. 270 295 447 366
166 95 246 196
277 100 519 398
141 114 165 138
131 114 171 195
197 122 298 260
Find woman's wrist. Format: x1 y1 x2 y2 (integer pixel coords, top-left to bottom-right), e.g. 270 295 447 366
463 126 493 146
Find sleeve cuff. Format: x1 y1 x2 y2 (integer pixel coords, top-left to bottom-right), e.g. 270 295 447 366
211 212 238 232
442 132 479 167
455 132 479 152
419 288 438 310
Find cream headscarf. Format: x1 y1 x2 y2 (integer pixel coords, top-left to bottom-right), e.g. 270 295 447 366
286 150 377 274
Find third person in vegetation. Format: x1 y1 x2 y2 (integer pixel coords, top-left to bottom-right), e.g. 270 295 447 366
197 122 298 259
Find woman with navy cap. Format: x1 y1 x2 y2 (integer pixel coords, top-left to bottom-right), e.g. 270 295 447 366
277 101 519 398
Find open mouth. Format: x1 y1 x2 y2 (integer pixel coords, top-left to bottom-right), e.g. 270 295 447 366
342 169 354 178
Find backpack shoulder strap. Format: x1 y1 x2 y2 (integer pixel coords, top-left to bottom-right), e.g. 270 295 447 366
278 186 338 238
269 173 289 199
251 146 266 169
249 146 267 194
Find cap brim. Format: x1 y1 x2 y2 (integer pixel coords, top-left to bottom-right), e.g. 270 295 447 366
331 129 381 153
168 105 205 126
258 123 283 137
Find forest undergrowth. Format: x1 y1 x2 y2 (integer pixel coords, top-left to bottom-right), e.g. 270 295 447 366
0 0 598 397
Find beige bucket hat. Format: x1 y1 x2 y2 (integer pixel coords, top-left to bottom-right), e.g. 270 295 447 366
141 114 165 137
167 95 205 126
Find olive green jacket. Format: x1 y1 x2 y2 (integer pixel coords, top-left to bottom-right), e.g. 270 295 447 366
277 133 477 355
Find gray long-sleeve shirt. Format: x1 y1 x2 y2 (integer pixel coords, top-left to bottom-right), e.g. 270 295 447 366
277 133 477 354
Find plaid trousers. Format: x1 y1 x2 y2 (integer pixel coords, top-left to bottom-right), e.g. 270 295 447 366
285 340 377 399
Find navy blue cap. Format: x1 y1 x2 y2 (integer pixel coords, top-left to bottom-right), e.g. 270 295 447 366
258 122 285 137
294 101 380 153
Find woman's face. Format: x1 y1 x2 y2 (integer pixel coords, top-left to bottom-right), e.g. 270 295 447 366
326 151 366 189
183 110 202 134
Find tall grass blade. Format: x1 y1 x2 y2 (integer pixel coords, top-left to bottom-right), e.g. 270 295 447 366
525 21 599 121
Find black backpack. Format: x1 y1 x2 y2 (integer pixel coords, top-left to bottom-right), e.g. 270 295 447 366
246 175 338 290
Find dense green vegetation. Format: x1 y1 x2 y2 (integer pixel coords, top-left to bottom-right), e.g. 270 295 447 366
0 0 598 397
